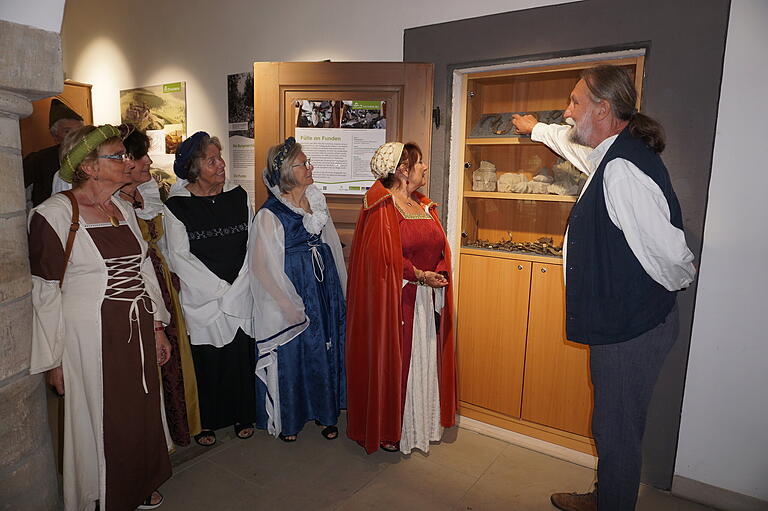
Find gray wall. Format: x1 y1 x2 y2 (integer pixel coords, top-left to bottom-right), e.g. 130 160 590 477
404 0 730 489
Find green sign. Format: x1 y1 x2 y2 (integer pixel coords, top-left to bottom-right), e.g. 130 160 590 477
351 101 380 110
163 82 183 93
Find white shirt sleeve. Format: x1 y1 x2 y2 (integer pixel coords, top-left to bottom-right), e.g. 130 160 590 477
603 158 696 291
51 170 72 194
531 123 593 175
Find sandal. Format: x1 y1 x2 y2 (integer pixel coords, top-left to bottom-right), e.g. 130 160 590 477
379 442 399 452
234 423 254 440
314 420 338 440
278 433 297 442
137 490 163 509
193 430 216 447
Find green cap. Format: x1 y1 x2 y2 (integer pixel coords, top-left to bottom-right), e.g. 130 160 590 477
59 125 121 183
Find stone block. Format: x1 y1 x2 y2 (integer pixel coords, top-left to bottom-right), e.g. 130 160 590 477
0 296 33 381
0 151 26 214
0 20 62 100
0 214 32 303
0 115 22 150
0 375 52 473
0 445 60 511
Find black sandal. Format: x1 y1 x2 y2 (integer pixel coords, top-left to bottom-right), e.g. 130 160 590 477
193 430 216 447
278 433 297 442
379 442 399 452
234 423 254 440
137 490 163 509
314 420 338 440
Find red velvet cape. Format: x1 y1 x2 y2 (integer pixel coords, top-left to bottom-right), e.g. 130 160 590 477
345 181 457 454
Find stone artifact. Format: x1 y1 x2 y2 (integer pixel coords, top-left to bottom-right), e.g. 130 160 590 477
472 160 498 191
511 181 530 193
532 167 554 183
497 172 526 192
506 166 552 194
464 236 563 257
469 110 565 138
549 158 587 196
527 181 550 194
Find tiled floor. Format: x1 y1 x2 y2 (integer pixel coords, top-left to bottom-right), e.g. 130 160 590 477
160 415 717 511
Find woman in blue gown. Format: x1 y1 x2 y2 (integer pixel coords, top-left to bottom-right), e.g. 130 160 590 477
249 137 347 441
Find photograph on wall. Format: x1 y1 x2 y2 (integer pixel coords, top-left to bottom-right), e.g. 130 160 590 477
340 100 386 129
120 82 187 154
294 100 386 195
296 100 340 128
227 72 256 205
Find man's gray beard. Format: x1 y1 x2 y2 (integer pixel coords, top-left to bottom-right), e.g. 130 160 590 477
568 124 590 147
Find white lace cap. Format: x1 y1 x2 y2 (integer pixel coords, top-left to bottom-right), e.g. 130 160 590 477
370 142 405 179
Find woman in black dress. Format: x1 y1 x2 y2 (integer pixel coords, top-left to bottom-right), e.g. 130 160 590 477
163 131 256 446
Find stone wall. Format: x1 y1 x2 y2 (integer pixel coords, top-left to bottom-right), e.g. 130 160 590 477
0 18 63 511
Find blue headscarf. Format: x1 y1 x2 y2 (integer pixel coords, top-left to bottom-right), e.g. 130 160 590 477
173 131 209 179
266 137 296 187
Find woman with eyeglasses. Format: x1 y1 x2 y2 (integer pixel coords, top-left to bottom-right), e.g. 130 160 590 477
28 124 173 510
120 129 202 447
346 142 457 455
248 137 346 442
163 132 256 447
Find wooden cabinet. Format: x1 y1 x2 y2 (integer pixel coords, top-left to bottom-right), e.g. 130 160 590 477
452 55 645 455
522 262 592 437
457 253 530 417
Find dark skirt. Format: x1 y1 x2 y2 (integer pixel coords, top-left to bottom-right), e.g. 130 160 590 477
191 328 257 430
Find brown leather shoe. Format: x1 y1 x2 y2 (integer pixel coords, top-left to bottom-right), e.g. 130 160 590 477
550 489 597 511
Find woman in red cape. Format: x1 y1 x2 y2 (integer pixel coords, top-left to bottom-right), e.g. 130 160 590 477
346 142 456 454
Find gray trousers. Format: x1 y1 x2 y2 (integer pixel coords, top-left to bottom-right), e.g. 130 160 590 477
589 304 679 511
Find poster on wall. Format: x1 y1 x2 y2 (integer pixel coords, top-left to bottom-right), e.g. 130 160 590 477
294 100 386 195
120 82 187 197
227 72 255 206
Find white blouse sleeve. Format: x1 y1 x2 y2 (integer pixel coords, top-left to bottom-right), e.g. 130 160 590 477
30 276 65 374
248 208 308 346
140 254 171 325
320 216 347 296
28 210 65 374
162 204 232 329
603 158 697 291
531 123 594 175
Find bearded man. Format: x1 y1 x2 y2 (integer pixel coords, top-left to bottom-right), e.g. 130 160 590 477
513 65 696 511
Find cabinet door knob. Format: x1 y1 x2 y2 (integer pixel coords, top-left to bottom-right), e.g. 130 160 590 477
540 267 547 273
517 265 523 270
464 162 471 169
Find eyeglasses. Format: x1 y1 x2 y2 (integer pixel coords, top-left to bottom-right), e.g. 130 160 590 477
97 153 129 161
205 155 225 166
291 158 312 170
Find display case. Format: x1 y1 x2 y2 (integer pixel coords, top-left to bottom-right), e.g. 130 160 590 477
451 54 645 454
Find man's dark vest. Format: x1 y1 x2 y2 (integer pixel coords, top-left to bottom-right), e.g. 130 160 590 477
565 127 683 345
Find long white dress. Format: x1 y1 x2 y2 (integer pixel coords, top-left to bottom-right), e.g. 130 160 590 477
29 193 170 511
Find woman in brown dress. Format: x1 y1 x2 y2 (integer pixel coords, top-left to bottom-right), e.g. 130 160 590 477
120 129 202 446
28 125 172 511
